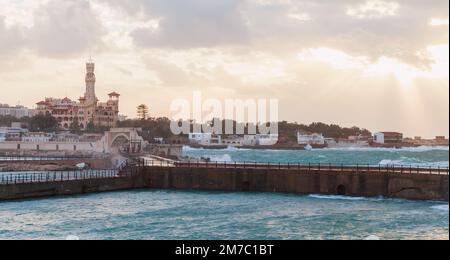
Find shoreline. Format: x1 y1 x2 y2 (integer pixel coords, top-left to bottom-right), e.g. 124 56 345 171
184 144 450 151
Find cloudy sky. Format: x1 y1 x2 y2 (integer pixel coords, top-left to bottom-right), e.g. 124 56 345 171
0 0 448 137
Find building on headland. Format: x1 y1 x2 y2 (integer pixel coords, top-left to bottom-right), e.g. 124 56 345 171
373 132 403 145
404 135 449 146
256 134 279 146
242 134 279 146
189 133 213 144
297 131 325 145
0 128 146 155
0 104 35 118
35 60 120 130
0 123 29 142
21 132 54 143
435 136 449 145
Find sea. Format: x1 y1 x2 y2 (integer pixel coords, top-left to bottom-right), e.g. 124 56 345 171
0 146 448 240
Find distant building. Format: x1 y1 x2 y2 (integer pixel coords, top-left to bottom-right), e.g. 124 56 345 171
297 132 325 145
243 134 278 146
221 135 244 146
36 60 120 130
435 136 449 145
22 132 54 143
373 132 403 144
0 123 29 142
0 104 35 118
188 133 212 144
257 134 279 146
436 136 446 142
243 135 258 146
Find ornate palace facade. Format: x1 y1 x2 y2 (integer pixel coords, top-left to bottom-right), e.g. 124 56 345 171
36 61 120 130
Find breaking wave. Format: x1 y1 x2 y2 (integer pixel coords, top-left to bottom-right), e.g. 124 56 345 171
378 157 449 167
308 195 384 201
207 154 233 163
325 146 449 152
431 205 449 211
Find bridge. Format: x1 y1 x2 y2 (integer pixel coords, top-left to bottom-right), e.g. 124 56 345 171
100 128 147 154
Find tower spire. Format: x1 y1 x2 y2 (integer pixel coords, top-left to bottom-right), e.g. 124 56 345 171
84 58 97 105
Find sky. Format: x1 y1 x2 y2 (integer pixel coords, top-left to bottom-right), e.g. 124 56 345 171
0 0 448 138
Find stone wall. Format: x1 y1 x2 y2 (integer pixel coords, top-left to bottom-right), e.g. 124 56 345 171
142 167 449 201
1 167 448 201
0 176 146 201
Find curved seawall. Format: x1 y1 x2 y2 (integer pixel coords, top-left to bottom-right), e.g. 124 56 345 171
1 166 448 201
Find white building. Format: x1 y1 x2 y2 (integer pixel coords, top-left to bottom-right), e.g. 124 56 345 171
257 134 279 146
243 135 258 146
188 133 212 144
0 104 35 118
297 132 325 145
243 134 279 146
221 135 244 146
22 132 54 143
373 132 403 144
0 124 29 142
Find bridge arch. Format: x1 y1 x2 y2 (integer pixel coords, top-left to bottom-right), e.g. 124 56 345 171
110 133 130 148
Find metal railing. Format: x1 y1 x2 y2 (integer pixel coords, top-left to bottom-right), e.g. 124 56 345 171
0 159 142 185
0 155 105 162
1 159 447 186
140 159 449 175
0 169 119 185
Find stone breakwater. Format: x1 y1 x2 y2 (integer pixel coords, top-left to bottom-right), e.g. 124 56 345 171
1 164 448 201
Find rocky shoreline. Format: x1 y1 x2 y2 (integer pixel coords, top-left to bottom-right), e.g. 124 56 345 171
0 162 78 172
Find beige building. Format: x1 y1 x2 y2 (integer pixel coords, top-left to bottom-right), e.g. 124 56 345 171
36 60 120 130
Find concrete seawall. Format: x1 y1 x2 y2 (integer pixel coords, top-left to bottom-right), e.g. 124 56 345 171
0 176 146 201
142 167 449 201
0 167 448 201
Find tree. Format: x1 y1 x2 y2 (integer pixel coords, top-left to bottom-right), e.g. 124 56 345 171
84 120 110 134
29 114 58 132
137 104 149 120
69 117 81 133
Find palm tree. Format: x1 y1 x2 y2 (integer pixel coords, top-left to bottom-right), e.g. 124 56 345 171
137 104 149 120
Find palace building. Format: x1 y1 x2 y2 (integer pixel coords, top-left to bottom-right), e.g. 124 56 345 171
36 60 120 130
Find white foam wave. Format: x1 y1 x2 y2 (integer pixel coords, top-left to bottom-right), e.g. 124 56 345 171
324 146 449 152
207 154 233 162
308 195 382 201
379 158 449 167
431 205 449 211
183 145 251 152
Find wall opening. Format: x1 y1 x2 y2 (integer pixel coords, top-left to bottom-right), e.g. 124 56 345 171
337 185 347 196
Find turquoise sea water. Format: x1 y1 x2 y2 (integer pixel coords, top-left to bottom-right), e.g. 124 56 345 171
0 147 448 240
0 190 448 240
183 146 450 167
